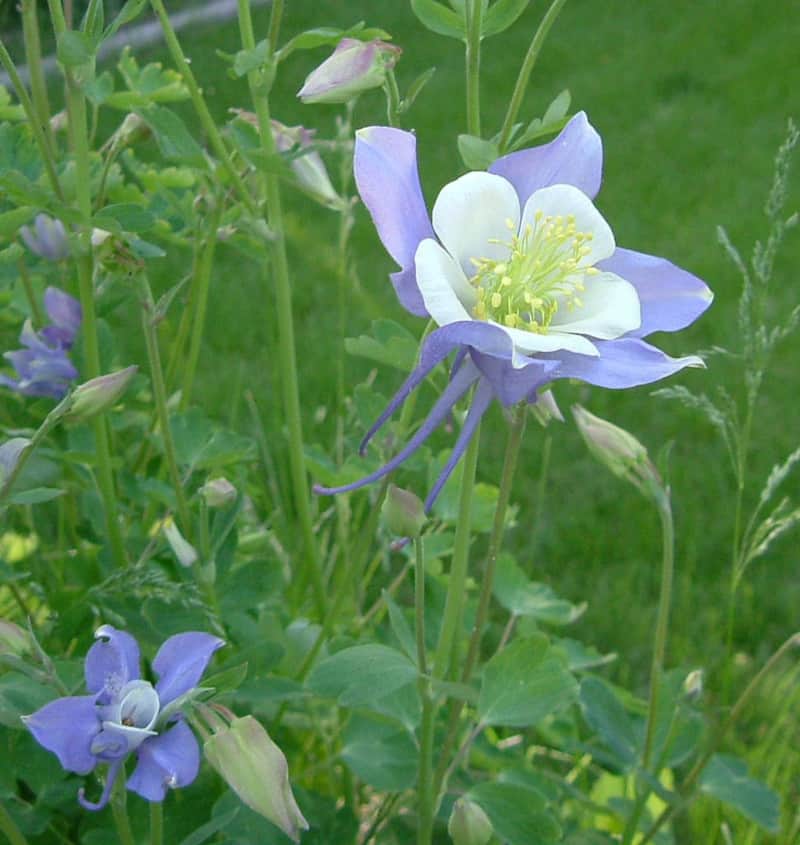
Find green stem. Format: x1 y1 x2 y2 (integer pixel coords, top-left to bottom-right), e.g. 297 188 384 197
497 0 568 153
17 259 44 325
384 68 402 127
464 0 483 136
110 769 136 845
150 800 163 845
432 421 481 681
0 803 29 845
149 0 258 216
236 0 326 618
138 273 191 533
267 0 284 53
181 202 223 409
415 534 434 845
0 38 63 201
621 489 675 845
20 0 54 154
639 632 800 845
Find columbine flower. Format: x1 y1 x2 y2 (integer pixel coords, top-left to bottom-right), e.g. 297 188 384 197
0 287 82 399
297 38 401 105
19 214 69 261
315 113 712 508
23 625 223 810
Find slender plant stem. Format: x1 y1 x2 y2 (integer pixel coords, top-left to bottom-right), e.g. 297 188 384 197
236 0 326 618
621 489 675 845
432 423 481 681
464 0 483 136
150 801 163 845
138 273 191 533
150 0 257 216
17 259 44 325
0 38 63 202
0 803 29 845
384 68 402 127
181 202 223 409
415 534 435 845
267 0 284 53
20 0 54 153
638 632 800 845
497 0 568 152
110 769 136 845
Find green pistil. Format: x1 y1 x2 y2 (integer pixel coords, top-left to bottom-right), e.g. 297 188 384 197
470 212 597 331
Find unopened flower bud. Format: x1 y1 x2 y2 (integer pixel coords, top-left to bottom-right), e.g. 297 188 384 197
91 228 112 248
0 619 30 656
271 120 341 209
109 112 149 148
382 484 426 537
683 669 704 701
19 214 69 261
200 477 236 508
297 38 401 105
204 715 309 843
0 437 30 484
448 798 493 845
162 517 198 568
66 366 138 421
530 388 563 426
572 405 663 500
49 110 68 132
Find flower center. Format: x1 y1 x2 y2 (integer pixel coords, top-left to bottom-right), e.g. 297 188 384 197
469 212 598 332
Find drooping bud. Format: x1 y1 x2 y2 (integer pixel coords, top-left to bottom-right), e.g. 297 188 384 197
297 38 401 105
162 517 198 568
204 715 309 843
382 484 426 537
448 798 493 845
19 214 69 261
683 669 704 702
199 477 236 509
108 112 149 149
271 120 341 209
66 366 138 422
572 405 663 500
0 619 30 656
530 388 564 426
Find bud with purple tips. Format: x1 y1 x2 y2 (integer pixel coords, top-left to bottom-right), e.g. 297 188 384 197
19 214 69 261
67 366 138 422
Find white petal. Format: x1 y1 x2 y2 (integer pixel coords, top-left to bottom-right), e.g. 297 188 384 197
520 183 615 266
415 239 476 326
495 322 600 357
432 172 520 276
551 271 641 339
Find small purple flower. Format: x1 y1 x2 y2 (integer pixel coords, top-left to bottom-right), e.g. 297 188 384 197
315 113 713 508
0 287 82 399
23 625 224 810
19 214 69 261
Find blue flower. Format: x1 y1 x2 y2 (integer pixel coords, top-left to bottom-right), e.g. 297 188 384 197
315 113 713 509
19 214 69 261
0 287 82 399
23 625 224 810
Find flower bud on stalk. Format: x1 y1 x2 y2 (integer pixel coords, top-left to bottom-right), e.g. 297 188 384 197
448 797 493 845
19 214 69 261
382 484 426 537
297 38 401 104
200 477 236 509
65 366 138 422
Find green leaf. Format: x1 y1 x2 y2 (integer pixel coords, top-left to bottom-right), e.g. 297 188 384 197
494 554 586 624
411 0 466 39
5 487 65 506
56 31 94 67
541 88 571 125
0 86 24 121
233 39 271 77
136 105 207 168
178 808 241 845
579 677 638 769
699 754 780 833
0 207 34 237
466 782 561 845
277 24 392 61
483 0 533 38
104 0 149 40
341 714 417 791
401 67 437 113
106 48 189 110
169 408 255 471
80 0 104 43
478 634 577 727
344 319 420 372
307 644 417 707
94 203 155 234
458 133 499 170
0 673 53 728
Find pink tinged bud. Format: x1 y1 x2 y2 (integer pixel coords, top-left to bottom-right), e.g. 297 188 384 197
199 477 236 508
297 38 401 105
163 518 198 568
204 716 309 843
271 120 341 208
572 405 663 499
448 798 493 845
67 366 138 421
382 484 426 537
0 619 30 656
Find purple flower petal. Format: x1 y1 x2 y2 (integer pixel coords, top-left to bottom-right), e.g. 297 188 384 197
153 633 224 707
425 377 494 510
355 126 435 316
315 359 481 497
85 626 141 697
469 348 555 407
22 695 99 775
597 248 714 338
489 111 603 202
127 721 200 802
44 287 82 345
545 337 704 389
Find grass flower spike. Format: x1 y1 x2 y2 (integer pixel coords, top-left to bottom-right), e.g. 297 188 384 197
316 113 713 508
23 625 223 810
